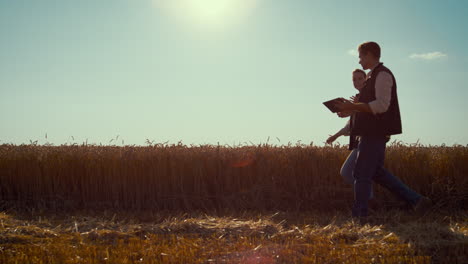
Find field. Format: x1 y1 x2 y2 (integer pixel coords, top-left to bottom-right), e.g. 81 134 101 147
0 142 467 263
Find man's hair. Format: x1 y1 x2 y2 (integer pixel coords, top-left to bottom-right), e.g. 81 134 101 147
353 69 366 78
358 41 381 58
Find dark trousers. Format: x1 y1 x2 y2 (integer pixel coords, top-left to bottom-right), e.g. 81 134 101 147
352 135 422 217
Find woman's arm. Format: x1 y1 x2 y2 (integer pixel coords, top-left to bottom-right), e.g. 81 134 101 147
326 120 351 144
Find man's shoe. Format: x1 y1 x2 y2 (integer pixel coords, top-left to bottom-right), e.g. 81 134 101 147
413 196 432 214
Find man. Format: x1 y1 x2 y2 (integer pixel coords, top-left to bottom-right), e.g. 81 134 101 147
334 41 432 220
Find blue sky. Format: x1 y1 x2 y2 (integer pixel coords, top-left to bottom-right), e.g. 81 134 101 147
1 0 467 146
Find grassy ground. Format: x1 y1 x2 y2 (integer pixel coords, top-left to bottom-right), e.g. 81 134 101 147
0 208 466 264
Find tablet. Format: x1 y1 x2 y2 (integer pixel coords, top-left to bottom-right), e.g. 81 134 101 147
323 98 346 113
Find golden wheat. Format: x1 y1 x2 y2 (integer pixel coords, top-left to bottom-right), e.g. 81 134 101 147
0 142 466 211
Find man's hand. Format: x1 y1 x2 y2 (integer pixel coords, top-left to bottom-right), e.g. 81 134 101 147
334 98 355 112
337 111 353 118
335 98 373 114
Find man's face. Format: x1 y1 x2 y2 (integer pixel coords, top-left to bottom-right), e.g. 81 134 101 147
358 50 372 70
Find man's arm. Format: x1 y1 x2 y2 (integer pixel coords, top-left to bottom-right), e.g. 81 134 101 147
349 103 373 113
335 101 373 113
368 72 392 114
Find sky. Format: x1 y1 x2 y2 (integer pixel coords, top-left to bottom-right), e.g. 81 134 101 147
1 0 467 146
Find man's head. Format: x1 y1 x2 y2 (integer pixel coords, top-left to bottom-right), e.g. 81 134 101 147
352 69 366 90
358 41 380 70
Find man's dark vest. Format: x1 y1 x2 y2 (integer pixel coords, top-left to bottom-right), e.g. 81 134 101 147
350 63 402 140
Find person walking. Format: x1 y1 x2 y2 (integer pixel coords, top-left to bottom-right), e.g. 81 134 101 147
326 69 376 200
334 41 432 221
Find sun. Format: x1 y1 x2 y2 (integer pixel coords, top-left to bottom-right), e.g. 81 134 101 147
155 0 260 30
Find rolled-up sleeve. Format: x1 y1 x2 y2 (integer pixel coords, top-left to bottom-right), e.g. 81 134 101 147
338 120 351 136
368 71 393 115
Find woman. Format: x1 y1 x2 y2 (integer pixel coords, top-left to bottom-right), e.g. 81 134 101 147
326 69 374 199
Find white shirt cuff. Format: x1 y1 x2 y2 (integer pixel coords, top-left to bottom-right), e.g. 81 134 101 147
368 101 379 115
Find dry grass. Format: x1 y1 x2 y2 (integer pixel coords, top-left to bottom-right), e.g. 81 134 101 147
1 142 467 263
0 209 466 263
0 142 467 211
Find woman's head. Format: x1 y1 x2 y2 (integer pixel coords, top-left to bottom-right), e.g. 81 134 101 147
352 69 366 90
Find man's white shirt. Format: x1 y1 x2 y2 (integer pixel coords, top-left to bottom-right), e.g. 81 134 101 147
367 62 393 115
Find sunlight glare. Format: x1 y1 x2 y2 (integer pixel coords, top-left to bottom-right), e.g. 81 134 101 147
155 0 260 30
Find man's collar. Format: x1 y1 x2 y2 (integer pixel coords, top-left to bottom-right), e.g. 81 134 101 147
369 62 382 72
367 62 383 78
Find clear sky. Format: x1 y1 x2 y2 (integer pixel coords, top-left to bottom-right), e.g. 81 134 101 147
1 0 467 146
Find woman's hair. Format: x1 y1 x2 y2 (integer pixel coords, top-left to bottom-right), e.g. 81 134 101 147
352 69 366 78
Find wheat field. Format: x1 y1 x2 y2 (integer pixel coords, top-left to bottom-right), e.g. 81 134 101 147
0 142 467 263
0 142 467 211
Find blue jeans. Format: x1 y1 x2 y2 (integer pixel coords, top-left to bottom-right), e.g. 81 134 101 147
340 148 374 199
351 135 422 217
